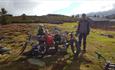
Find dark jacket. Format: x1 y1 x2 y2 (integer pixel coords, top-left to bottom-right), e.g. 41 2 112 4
37 28 44 35
77 19 91 35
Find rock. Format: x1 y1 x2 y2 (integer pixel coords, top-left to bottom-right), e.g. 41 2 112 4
64 55 70 59
108 35 114 38
58 47 66 52
0 36 4 40
85 64 90 68
0 46 11 54
43 55 52 58
100 34 114 38
27 58 45 67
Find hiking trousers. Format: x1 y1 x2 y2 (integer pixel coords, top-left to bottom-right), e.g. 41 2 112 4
78 33 87 51
70 39 75 54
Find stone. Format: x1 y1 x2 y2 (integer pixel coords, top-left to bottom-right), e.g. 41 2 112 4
64 55 70 59
27 58 46 67
100 34 114 38
0 46 11 54
108 35 114 38
0 36 4 40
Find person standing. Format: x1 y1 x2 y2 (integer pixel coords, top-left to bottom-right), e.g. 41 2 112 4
76 14 91 53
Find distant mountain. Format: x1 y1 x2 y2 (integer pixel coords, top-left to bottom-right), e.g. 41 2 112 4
105 14 115 19
87 9 115 17
47 14 69 17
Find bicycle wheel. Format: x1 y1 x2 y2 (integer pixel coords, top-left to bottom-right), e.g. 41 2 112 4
32 44 46 58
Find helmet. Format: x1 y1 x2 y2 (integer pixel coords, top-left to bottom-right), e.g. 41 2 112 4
39 24 44 27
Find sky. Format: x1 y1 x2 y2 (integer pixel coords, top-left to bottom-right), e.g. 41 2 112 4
0 0 115 16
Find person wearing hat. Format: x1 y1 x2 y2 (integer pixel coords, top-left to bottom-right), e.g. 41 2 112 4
37 24 45 36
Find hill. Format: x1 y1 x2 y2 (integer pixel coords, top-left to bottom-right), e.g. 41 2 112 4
12 14 76 23
87 9 115 17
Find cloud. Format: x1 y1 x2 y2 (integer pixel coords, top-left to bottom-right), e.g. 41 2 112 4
0 0 39 15
0 0 115 16
66 0 115 15
76 0 115 13
11 0 38 15
53 2 81 15
33 0 74 15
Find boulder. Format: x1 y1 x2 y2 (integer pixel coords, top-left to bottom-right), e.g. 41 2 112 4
0 36 4 40
27 58 46 67
100 34 114 38
108 35 114 38
0 46 11 54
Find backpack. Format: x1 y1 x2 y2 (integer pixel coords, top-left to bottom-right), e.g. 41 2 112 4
54 34 61 41
46 35 54 45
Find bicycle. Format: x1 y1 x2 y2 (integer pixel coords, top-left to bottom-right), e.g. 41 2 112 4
22 34 58 58
95 51 115 70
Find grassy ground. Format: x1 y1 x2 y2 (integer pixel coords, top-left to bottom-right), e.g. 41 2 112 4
0 23 115 70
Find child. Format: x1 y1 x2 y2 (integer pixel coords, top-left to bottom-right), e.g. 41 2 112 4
62 31 76 54
69 32 76 54
54 31 61 44
54 31 61 51
37 24 45 36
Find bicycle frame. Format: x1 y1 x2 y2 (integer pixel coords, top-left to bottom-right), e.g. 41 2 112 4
95 51 115 70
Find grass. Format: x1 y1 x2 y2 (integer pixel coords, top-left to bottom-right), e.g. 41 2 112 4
59 23 115 70
46 23 115 70
0 22 115 70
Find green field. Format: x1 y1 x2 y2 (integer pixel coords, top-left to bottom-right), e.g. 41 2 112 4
0 23 115 70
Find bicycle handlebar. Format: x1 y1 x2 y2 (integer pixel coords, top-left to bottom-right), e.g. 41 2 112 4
95 51 106 62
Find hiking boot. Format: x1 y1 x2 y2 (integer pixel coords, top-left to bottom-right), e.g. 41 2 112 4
74 51 80 60
73 55 77 60
82 49 86 53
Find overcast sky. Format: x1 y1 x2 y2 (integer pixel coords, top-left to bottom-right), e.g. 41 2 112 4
0 0 115 16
